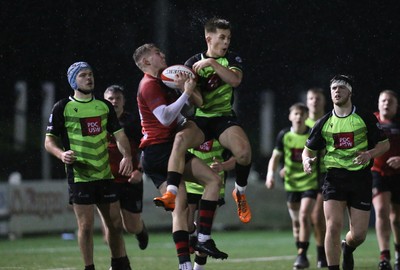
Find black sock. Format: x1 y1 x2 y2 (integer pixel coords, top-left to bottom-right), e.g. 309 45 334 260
84 265 95 270
195 255 207 265
167 171 182 188
198 199 217 236
380 249 391 261
173 230 191 264
235 162 251 187
317 245 326 260
328 266 339 270
298 241 309 255
295 241 300 249
343 242 356 254
111 256 131 270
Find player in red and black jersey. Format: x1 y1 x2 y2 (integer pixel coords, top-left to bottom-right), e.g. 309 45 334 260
133 43 227 270
371 90 400 270
102 85 148 250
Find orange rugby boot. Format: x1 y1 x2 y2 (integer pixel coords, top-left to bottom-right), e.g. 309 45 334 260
232 188 252 223
153 191 176 211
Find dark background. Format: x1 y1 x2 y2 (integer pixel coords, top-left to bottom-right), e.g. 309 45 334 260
1 0 400 180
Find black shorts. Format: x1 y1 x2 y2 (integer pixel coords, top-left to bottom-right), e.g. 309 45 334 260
141 142 195 189
286 189 318 203
317 172 327 191
187 192 225 207
117 181 143 213
372 171 400 204
323 168 372 211
193 115 241 141
68 179 118 205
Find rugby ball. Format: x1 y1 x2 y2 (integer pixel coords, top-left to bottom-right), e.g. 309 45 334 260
161 65 196 89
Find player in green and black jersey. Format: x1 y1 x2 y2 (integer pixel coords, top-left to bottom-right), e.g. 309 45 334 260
266 103 318 269
302 75 390 270
156 17 252 224
45 62 133 270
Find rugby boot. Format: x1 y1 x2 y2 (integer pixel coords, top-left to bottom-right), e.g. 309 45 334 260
232 188 252 223
195 239 228 260
378 259 392 270
135 222 149 250
293 254 310 269
153 191 176 211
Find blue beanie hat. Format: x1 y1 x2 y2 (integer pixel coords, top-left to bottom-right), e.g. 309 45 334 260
67 62 92 90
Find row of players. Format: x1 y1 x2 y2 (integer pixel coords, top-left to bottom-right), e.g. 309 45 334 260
44 16 399 270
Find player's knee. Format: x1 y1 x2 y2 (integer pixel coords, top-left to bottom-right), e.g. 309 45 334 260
174 132 191 150
391 216 400 229
351 233 367 246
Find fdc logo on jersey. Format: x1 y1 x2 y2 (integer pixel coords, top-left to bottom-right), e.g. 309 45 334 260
80 117 102 136
333 132 354 149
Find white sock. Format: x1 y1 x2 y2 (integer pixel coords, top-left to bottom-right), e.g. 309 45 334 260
179 261 192 270
235 183 246 194
193 262 205 270
166 185 178 195
197 233 211 243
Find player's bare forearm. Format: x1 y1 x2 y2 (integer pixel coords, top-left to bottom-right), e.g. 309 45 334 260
114 131 133 176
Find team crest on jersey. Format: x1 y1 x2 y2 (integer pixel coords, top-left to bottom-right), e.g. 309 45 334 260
80 116 102 136
291 148 303 162
333 132 354 149
195 140 214 152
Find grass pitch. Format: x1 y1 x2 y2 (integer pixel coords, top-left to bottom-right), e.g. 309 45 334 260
0 229 381 269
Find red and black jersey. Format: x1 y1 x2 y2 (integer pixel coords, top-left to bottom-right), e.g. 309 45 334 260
137 73 180 148
371 112 400 176
108 111 142 183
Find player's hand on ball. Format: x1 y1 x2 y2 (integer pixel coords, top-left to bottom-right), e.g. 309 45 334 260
183 76 196 96
174 72 190 92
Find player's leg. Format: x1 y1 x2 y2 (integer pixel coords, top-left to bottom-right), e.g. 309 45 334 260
373 191 392 269
323 199 346 268
185 157 227 259
154 121 205 209
294 196 316 269
287 201 300 247
342 207 370 270
219 125 252 223
390 201 400 270
170 181 193 270
98 201 131 269
187 193 201 253
142 143 192 269
119 182 148 250
73 204 96 268
311 192 327 268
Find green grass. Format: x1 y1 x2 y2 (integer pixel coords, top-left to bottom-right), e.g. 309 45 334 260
0 229 382 270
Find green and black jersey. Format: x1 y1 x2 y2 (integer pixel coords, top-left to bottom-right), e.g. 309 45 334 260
305 106 388 171
274 127 318 192
46 96 123 183
185 139 229 197
185 51 243 117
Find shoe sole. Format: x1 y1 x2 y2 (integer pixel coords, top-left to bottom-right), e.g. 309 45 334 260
232 190 252 223
194 246 228 260
153 199 174 211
